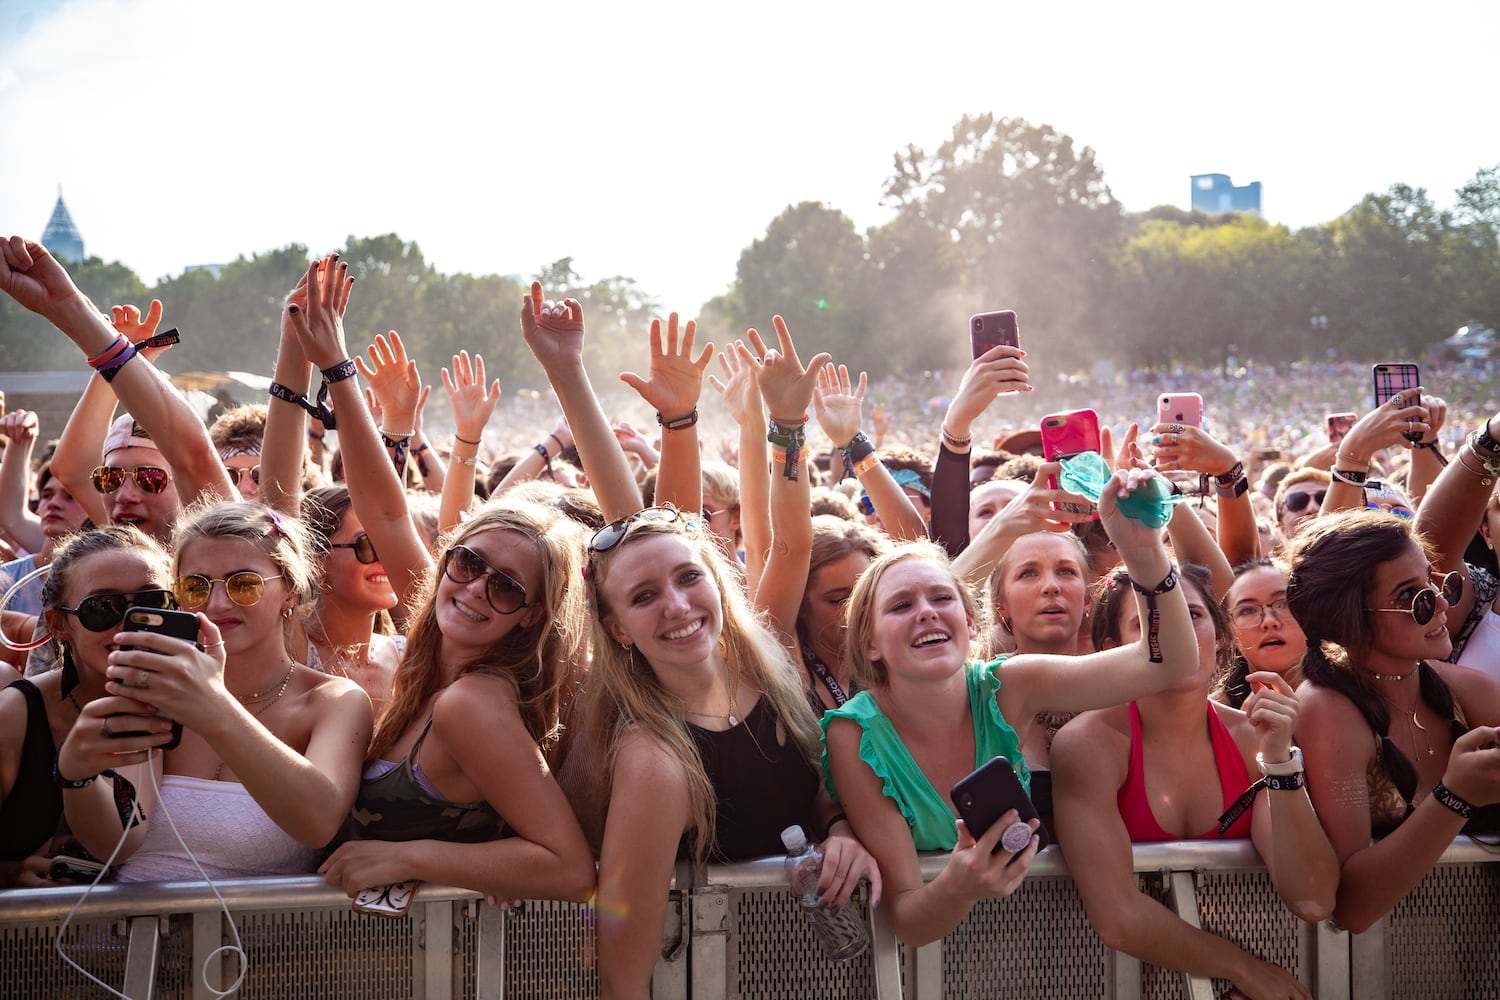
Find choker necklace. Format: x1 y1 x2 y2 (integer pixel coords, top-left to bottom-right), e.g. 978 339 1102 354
1370 665 1420 682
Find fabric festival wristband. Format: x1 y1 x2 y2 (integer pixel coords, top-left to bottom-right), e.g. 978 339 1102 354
1129 565 1178 664
86 335 129 366
94 343 138 383
1432 782 1474 820
657 408 699 431
321 358 358 384
852 452 881 477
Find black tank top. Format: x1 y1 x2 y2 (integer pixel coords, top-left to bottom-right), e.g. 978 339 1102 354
1 679 63 862
688 696 818 862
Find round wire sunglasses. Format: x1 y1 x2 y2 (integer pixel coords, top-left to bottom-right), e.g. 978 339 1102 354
1365 571 1463 627
173 572 282 610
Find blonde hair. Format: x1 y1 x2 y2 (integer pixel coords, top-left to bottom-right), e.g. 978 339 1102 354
560 513 819 865
369 501 588 762
845 541 978 690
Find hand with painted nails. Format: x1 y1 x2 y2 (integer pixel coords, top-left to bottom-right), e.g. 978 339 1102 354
286 254 355 371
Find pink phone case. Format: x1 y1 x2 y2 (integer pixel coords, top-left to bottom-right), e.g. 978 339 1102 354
1040 409 1101 462
1157 393 1203 428
970 310 1019 359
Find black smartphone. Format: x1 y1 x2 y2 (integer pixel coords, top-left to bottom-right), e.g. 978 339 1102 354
48 855 106 884
112 606 200 750
970 310 1020 359
1372 363 1422 443
950 755 1052 855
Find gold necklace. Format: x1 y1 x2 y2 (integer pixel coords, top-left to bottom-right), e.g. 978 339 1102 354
1370 665 1420 682
1397 683 1434 758
214 665 296 781
684 665 741 727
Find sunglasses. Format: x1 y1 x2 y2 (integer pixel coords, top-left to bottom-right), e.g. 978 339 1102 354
173 571 282 610
91 465 171 495
1367 502 1415 519
443 545 532 615
58 589 176 632
1282 489 1327 513
330 533 379 564
1366 571 1463 627
225 466 261 488
588 506 696 554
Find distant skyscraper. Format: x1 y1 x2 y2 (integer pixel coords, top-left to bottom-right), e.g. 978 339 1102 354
40 189 84 263
1190 174 1262 215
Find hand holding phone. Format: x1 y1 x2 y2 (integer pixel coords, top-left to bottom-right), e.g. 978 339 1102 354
1041 409 1101 519
1157 393 1203 429
970 310 1019 360
110 606 200 750
950 756 1052 856
48 855 106 884
1372 363 1422 443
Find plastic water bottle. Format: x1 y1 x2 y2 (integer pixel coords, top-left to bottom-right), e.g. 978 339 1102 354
781 824 870 962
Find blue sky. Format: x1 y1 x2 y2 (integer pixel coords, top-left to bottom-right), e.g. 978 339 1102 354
2 0 1496 315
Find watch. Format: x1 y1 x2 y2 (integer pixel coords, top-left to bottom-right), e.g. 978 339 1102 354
1256 747 1304 776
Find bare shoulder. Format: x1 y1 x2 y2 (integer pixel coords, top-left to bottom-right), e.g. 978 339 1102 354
296 666 371 716
1051 705 1129 775
1436 662 1500 728
613 727 691 794
433 671 524 729
1295 683 1374 760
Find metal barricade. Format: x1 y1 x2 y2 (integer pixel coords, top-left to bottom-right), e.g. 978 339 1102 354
2 838 1495 998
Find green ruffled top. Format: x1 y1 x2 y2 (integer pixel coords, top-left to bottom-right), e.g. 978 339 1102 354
819 658 1028 851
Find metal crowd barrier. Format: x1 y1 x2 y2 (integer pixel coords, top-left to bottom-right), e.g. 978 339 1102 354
2 837 1495 999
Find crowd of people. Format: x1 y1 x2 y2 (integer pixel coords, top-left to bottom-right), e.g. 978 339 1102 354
1 233 1498 999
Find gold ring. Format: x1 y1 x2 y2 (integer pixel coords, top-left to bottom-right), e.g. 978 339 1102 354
139 671 149 686
205 640 226 649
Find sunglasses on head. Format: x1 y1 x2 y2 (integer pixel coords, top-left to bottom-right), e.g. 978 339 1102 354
443 544 532 615
1282 488 1327 513
588 506 697 555
330 533 379 564
225 466 261 488
1366 571 1463 627
58 589 176 632
91 465 171 495
173 571 282 610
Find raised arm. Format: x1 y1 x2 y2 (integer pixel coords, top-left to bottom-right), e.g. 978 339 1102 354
930 344 1032 555
1148 419 1258 574
1414 408 1500 634
409 383 447 494
260 268 315 515
438 351 501 535
1000 469 1198 720
619 312 712 515
708 341 770 591
749 321 831 637
949 462 1091 585
1324 388 1430 516
1405 392 1448 507
0 410 43 554
520 282 640 521
287 256 434 605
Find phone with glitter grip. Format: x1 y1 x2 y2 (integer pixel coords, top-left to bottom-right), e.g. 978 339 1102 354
950 755 1052 856
112 606 199 750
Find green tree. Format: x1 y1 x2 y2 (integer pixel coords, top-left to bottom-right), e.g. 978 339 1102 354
1450 163 1500 330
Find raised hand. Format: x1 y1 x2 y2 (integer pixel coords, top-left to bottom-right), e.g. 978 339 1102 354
944 344 1031 439
356 331 422 432
441 351 502 442
1097 466 1174 558
620 312 712 421
1242 671 1299 761
747 317 830 423
0 236 88 321
519 282 585 370
286 255 355 370
0 409 39 445
707 340 765 429
1099 422 1148 473
1338 387 1432 460
110 300 174 362
813 362 867 449
1148 420 1240 477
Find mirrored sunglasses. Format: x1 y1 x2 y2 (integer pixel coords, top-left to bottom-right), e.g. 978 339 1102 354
58 589 176 632
226 466 261 488
91 465 172 495
1366 571 1463 627
173 571 281 610
588 506 696 554
330 533 379 564
443 545 531 615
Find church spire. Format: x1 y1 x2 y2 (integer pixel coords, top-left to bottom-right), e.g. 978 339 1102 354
41 188 85 263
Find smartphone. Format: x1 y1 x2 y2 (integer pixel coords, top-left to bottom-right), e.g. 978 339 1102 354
1327 412 1357 445
48 855 106 884
1157 393 1203 429
950 756 1052 856
112 606 200 750
1040 409 1101 519
353 880 420 918
1372 363 1422 443
970 310 1020 360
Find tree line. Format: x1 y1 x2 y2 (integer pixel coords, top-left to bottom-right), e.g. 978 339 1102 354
4 113 1497 389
